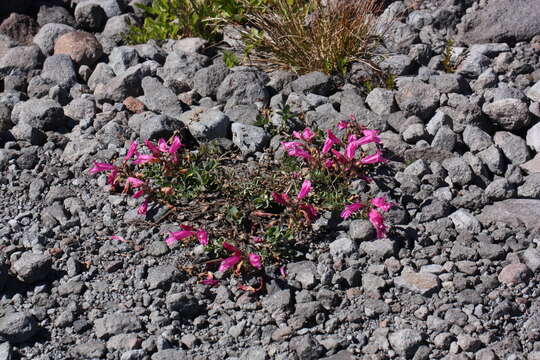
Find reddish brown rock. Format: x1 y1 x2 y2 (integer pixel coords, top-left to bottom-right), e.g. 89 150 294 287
53 31 103 66
123 97 146 113
0 13 39 44
498 263 532 285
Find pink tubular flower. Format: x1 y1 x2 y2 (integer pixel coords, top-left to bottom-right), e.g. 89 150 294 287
293 128 315 142
124 141 138 161
340 202 363 220
297 180 312 200
144 140 160 155
344 139 362 160
223 242 242 254
272 192 290 206
355 129 381 147
196 229 209 246
331 149 347 164
281 141 312 160
106 169 118 185
165 230 195 245
169 136 183 162
369 208 386 239
111 235 125 242
158 138 169 153
371 197 393 212
132 189 145 199
126 177 144 188
299 203 318 222
201 275 219 286
132 154 157 165
248 253 262 269
89 162 116 174
322 130 341 153
280 266 287 277
218 255 242 272
360 150 388 164
137 199 148 215
324 158 335 169
337 120 350 130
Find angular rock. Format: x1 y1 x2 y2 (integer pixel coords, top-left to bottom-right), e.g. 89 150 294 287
109 46 140 74
139 114 182 141
141 76 183 118
94 313 142 339
366 88 397 115
526 122 540 153
146 265 179 289
442 157 473 186
72 341 107 359
290 71 334 96
37 5 75 27
217 70 270 109
449 209 481 234
11 99 65 131
193 62 230 98
75 2 107 32
462 126 493 153
395 270 440 296
483 98 531 131
186 110 230 141
157 50 209 93
0 313 37 344
498 263 532 285
0 45 44 76
0 13 39 44
231 123 270 155
388 329 424 358
54 31 103 66
395 81 440 119
494 131 531 165
478 199 540 230
41 54 77 88
94 64 149 103
33 23 74 55
518 174 540 198
11 252 52 283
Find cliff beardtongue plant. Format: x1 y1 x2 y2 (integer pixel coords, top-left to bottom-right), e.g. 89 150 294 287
89 114 394 292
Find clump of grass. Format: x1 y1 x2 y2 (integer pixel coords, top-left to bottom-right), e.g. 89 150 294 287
241 0 387 75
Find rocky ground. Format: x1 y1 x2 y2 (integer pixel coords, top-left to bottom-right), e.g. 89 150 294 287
1 0 540 359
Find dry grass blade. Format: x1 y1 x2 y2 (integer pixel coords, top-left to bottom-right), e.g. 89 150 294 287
242 0 387 75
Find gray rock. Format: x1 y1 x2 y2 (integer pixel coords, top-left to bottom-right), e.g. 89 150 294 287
429 73 469 93
231 123 270 155
0 45 44 76
11 99 64 131
494 131 531 165
439 93 483 133
151 349 188 360
522 248 540 272
193 62 230 98
166 293 201 317
349 219 376 241
379 55 416 76
457 52 491 78
442 157 473 186
64 97 96 122
98 15 136 54
402 123 427 143
388 329 424 358
41 54 77 88
109 46 140 74
394 270 440 296
419 199 453 222
0 313 37 344
72 341 106 358
94 313 142 339
366 88 397 115
482 98 531 131
163 37 208 54
290 335 324 360
224 104 259 126
287 261 318 289
0 103 13 132
307 104 342 131
471 68 498 92
431 126 457 152
478 145 506 175
527 81 540 102
133 41 165 63
157 51 209 93
11 252 52 283
449 209 481 234
395 81 440 119
95 63 150 103
290 71 334 96
187 110 230 141
462 126 493 153
478 199 540 230
425 111 451 136
0 342 12 360
498 263 532 285
359 239 395 259
37 5 75 26
526 122 540 153
217 70 270 109
88 63 116 92
139 114 182 141
75 2 107 31
518 174 540 198
329 236 357 258
32 23 74 55
457 0 540 44
485 178 515 200
146 265 179 289
141 77 183 118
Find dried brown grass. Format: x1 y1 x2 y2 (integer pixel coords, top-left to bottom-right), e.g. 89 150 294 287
241 0 388 75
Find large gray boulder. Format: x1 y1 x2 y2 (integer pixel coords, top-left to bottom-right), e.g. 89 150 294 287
457 0 540 44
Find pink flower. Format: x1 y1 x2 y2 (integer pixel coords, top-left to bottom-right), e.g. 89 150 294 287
218 255 242 272
331 149 347 164
201 278 219 286
137 199 148 215
293 128 315 142
196 229 209 246
299 203 318 222
337 120 350 130
169 136 183 162
251 236 264 243
281 141 303 151
158 138 169 153
165 230 195 245
126 177 144 188
340 202 363 220
280 266 287 277
272 192 290 206
344 139 362 160
324 158 335 169
222 242 242 254
111 235 125 242
132 154 157 165
360 150 388 164
356 129 381 146
368 208 386 238
125 141 138 161
89 162 116 174
106 169 118 185
297 180 312 200
281 141 312 160
248 253 262 269
144 140 160 155
322 130 341 153
132 189 145 199
371 197 393 212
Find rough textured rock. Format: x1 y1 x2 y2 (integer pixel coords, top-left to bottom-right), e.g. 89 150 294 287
53 31 103 66
0 13 39 44
482 98 531 131
33 23 74 55
478 199 540 230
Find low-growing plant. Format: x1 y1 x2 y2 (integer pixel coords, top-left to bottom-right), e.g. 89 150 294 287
241 0 387 74
222 50 241 68
441 38 456 73
89 114 394 291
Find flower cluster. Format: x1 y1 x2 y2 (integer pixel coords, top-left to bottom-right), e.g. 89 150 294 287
271 179 318 225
